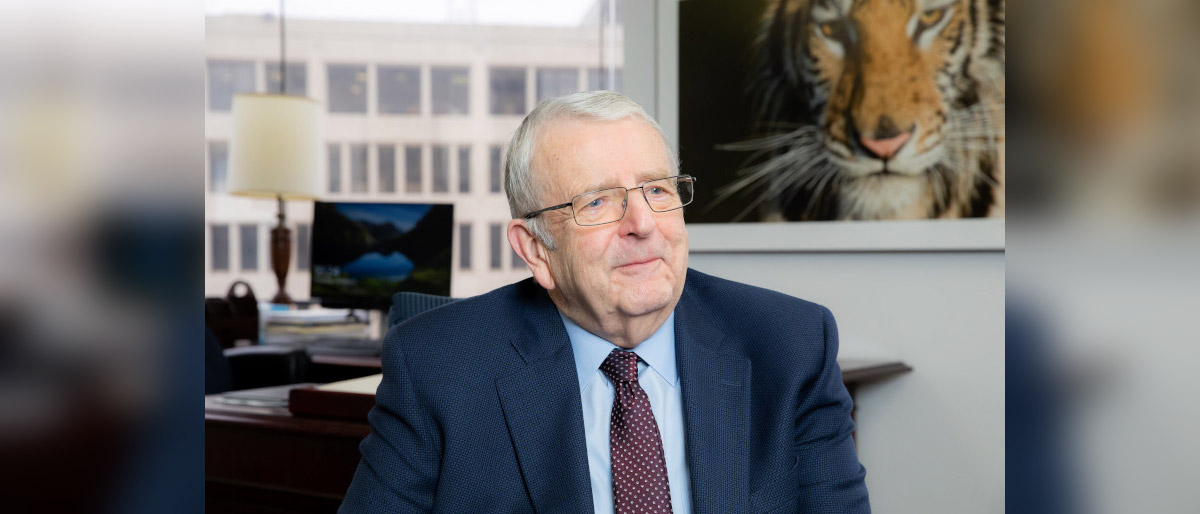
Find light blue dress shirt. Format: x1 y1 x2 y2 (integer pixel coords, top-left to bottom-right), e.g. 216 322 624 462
559 311 692 514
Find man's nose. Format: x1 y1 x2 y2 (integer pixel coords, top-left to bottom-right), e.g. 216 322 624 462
619 188 657 237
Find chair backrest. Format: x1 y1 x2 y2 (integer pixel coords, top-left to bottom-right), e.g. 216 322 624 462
387 292 460 328
205 280 259 348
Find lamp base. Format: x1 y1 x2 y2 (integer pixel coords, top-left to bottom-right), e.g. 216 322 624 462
270 195 293 305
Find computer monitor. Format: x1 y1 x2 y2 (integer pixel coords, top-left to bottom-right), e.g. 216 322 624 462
310 201 454 311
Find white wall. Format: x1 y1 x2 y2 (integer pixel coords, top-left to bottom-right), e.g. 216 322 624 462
687 222 1005 513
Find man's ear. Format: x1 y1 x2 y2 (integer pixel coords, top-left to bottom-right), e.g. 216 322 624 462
508 219 556 291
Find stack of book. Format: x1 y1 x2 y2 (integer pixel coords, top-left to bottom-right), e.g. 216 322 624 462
261 308 371 346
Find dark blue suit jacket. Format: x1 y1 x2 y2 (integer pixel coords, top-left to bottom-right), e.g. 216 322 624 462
340 269 870 513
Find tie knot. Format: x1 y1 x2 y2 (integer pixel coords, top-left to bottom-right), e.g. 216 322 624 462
600 350 640 384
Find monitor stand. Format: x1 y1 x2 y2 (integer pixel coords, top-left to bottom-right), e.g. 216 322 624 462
342 309 387 340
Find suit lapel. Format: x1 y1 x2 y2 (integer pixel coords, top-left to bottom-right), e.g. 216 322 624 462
495 288 593 513
676 288 751 514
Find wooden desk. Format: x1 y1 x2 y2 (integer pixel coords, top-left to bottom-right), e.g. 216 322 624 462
205 397 368 514
205 359 909 513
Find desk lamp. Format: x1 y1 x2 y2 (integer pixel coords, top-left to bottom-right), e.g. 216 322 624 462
228 94 320 304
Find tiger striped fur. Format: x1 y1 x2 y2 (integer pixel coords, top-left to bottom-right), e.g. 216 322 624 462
716 0 1005 221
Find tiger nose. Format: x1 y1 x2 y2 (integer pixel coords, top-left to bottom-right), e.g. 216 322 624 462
860 131 912 160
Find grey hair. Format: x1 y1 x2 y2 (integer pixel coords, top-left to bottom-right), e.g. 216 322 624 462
503 90 678 250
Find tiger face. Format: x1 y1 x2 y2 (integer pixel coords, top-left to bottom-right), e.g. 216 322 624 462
721 0 1004 220
813 0 962 175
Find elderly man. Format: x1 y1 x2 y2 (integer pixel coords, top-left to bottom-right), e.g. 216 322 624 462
340 91 870 513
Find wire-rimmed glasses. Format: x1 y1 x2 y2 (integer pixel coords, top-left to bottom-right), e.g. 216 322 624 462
522 175 697 226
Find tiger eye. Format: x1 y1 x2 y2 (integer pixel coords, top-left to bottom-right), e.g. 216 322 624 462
820 22 836 38
919 8 945 27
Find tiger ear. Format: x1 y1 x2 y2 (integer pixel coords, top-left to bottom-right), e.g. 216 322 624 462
508 219 556 291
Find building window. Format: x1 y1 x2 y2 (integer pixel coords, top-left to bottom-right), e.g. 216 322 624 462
489 223 503 270
378 145 396 194
458 146 471 193
405 145 422 193
211 224 230 271
537 67 579 103
432 66 470 115
239 224 259 271
207 60 255 111
350 144 369 193
489 67 526 115
296 223 310 271
432 145 449 193
489 145 503 193
265 61 307 96
328 63 368 114
208 141 228 194
459 223 472 270
328 144 342 193
378 65 420 114
587 67 624 92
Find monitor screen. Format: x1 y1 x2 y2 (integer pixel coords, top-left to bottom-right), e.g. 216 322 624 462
310 201 454 310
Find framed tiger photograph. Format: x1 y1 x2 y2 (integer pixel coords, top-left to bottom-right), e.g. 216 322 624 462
679 0 1004 224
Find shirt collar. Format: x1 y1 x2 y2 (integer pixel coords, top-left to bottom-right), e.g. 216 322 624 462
559 310 678 391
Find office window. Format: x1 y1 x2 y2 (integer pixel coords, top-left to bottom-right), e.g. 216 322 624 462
458 146 471 193
207 60 255 111
489 223 503 270
458 223 472 270
239 224 259 271
405 145 422 193
327 144 342 193
379 145 396 193
432 66 469 115
350 144 368 193
211 224 230 271
587 67 624 92
432 145 449 193
328 63 367 114
537 68 579 102
208 141 228 194
265 61 307 96
490 67 526 115
296 223 310 271
489 145 503 193
378 65 420 114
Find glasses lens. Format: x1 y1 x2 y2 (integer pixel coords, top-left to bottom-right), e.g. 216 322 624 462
644 176 693 212
572 188 627 225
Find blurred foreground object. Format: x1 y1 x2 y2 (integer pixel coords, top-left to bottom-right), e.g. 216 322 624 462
0 0 202 512
1009 0 1200 513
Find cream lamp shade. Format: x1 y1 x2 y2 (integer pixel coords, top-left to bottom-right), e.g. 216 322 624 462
228 93 321 199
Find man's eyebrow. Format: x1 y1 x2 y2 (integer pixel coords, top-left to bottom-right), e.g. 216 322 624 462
578 170 671 193
634 170 671 184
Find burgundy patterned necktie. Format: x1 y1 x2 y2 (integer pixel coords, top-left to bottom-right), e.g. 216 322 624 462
600 349 674 514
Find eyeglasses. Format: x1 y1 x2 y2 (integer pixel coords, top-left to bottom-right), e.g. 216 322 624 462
522 175 697 226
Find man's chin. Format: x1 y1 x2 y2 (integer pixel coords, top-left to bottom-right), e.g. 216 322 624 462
615 282 678 318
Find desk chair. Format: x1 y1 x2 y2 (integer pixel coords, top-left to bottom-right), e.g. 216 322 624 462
386 292 460 329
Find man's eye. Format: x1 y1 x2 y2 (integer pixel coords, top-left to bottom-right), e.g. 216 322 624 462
647 186 664 195
586 198 605 209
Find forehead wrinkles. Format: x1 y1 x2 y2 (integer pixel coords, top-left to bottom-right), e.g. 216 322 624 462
534 117 668 199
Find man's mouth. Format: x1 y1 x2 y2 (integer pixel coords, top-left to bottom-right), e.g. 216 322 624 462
616 257 661 271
